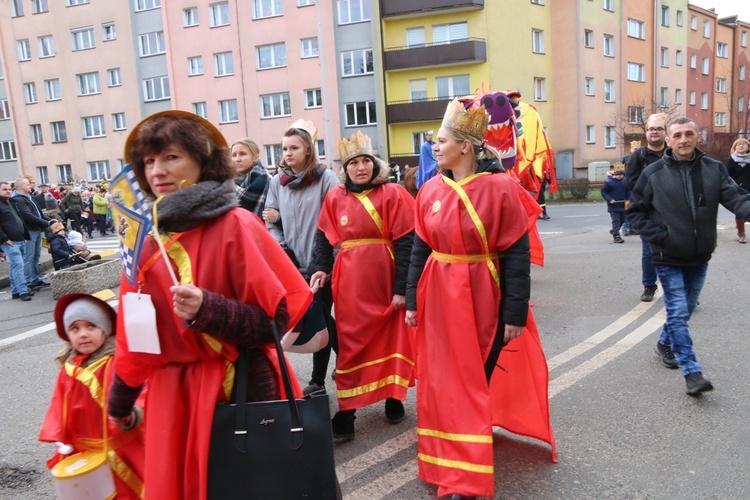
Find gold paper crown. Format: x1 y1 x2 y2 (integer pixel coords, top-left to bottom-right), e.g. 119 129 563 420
338 131 375 167
288 119 318 142
441 97 489 141
613 163 626 174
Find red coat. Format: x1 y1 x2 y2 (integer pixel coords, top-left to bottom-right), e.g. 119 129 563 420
113 209 311 500
317 184 417 410
413 173 556 498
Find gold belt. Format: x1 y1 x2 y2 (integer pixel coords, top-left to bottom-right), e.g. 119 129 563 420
431 250 502 263
341 238 393 249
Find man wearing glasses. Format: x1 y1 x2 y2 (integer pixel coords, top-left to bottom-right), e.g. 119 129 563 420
626 113 668 304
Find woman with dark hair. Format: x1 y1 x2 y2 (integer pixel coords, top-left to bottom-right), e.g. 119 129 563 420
726 137 750 243
309 131 416 440
231 138 270 218
405 97 556 500
107 110 312 499
263 119 340 395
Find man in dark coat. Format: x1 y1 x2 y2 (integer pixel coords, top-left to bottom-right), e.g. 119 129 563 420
11 178 55 290
0 182 32 301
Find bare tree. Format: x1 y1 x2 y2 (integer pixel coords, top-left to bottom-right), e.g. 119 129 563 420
607 97 682 149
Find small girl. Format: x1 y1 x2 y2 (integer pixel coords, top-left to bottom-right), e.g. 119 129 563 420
39 294 145 499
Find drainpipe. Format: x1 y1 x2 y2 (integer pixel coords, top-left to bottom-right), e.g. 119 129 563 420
316 1 333 166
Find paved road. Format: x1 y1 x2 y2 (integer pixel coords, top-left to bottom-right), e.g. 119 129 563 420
1 203 748 498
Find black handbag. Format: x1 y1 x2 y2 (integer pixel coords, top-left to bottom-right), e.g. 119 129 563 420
207 322 340 499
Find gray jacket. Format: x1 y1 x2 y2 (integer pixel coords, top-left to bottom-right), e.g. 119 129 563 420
628 147 750 266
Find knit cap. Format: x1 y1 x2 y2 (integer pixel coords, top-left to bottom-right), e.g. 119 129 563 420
62 296 114 338
67 231 84 247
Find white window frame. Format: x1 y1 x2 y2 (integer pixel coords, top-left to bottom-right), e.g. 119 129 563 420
703 20 711 38
700 92 708 110
298 0 315 5
584 29 594 48
188 56 204 76
257 43 287 70
584 77 595 96
17 39 32 61
604 126 615 148
143 76 170 102
702 57 709 75
214 52 234 76
532 29 545 54
253 0 282 19
11 0 23 16
304 88 322 109
88 160 110 181
660 47 668 68
193 101 208 118
112 113 126 131
32 0 49 13
432 22 469 44
717 42 728 58
675 50 683 66
264 144 282 167
660 87 669 107
345 101 377 127
71 27 95 51
300 37 319 58
38 35 55 58
676 10 683 27
57 164 73 183
585 125 595 144
82 115 106 138
51 122 67 143
184 7 199 27
627 19 645 40
627 106 644 124
36 166 49 184
675 89 682 105
603 34 614 57
30 124 44 145
604 80 615 102
689 91 696 106
603 0 614 12
24 82 37 104
209 2 230 27
218 99 239 123
337 0 370 25
45 79 61 101
714 112 726 127
409 79 427 101
660 5 669 27
406 27 425 48
108 68 122 87
103 22 116 41
690 54 697 69
740 65 746 81
341 49 373 76
534 77 546 101
260 93 291 119
0 141 17 161
715 78 727 93
135 0 161 12
435 74 470 99
77 72 101 96
627 62 645 82
139 31 165 57
67 0 90 5
316 139 326 159
690 15 697 31
739 96 745 113
0 99 9 120
742 31 748 48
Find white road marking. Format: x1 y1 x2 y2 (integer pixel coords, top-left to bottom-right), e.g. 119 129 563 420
337 431 417 483
564 214 601 218
0 322 56 347
538 231 564 235
344 461 419 500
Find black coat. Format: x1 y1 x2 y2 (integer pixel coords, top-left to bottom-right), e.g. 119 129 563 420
11 193 50 231
726 157 750 191
47 232 72 269
0 198 29 242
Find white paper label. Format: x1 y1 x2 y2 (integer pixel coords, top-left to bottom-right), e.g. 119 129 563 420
122 292 161 354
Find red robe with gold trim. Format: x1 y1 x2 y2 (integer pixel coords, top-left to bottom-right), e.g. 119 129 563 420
317 183 416 410
39 352 146 499
414 173 556 499
113 209 311 500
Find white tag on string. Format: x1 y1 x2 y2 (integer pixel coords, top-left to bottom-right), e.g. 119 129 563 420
122 292 161 354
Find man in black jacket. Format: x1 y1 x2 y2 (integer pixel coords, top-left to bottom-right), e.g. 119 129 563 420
629 117 750 396
11 178 55 289
0 181 32 301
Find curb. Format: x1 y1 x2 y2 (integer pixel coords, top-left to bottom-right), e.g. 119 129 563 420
0 258 56 290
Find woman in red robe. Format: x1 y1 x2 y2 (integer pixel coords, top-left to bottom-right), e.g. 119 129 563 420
310 131 416 439
106 111 312 499
405 97 556 500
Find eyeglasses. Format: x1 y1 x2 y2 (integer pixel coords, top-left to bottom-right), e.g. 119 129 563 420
647 127 665 132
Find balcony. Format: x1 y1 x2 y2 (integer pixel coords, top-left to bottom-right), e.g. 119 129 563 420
386 97 452 124
381 0 484 18
384 39 486 71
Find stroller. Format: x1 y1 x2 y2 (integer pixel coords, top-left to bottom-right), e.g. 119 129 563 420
47 225 100 270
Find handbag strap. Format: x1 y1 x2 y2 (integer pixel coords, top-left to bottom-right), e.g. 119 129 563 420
234 319 304 453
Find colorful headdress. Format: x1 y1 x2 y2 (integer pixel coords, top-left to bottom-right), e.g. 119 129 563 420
440 97 489 142
289 119 318 142
338 131 375 167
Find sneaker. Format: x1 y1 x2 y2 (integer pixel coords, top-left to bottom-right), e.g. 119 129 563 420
685 372 713 396
19 294 32 302
29 281 51 288
613 235 624 244
628 229 639 236
640 285 657 302
655 342 678 369
384 398 405 424
302 383 324 396
331 410 356 440
12 291 34 299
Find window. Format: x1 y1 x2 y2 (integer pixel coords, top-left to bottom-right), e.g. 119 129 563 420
11 0 23 17
345 101 376 126
88 161 110 181
0 99 9 120
700 92 708 110
139 31 165 56
689 91 696 106
409 79 427 101
51 122 67 143
717 42 728 58
690 15 697 30
71 27 95 51
257 43 286 69
604 80 615 102
214 52 234 76
740 65 746 81
57 164 73 183
144 76 170 101
743 31 748 48
534 77 546 101
627 19 645 39
30 124 44 145
218 99 238 123
702 57 709 75
660 6 669 26
531 0 544 4
532 29 545 53
77 72 101 95
660 47 669 67
690 54 696 69
676 10 683 26
584 30 594 48
260 93 291 118
603 0 614 12
38 35 55 58
341 49 373 76
603 34 614 56
703 20 710 38
108 68 122 87
193 101 207 118
45 79 61 101
135 0 161 11
67 0 90 5
32 0 49 13
112 112 126 130
0 141 17 161
715 78 727 93
253 0 282 19
338 0 370 24
264 144 282 166
627 62 645 82
82 115 105 138
24 82 37 104
300 38 318 58
316 140 326 158
675 89 682 104
436 74 470 98
412 132 426 155
103 23 116 41
433 22 468 44
605 126 615 148
675 50 683 66
585 125 595 144
188 56 204 76
184 7 199 26
739 97 745 113
627 106 644 124
210 2 230 26
701 128 708 143
584 77 595 96
17 39 32 61
660 87 669 107
406 27 425 47
299 0 315 5
715 112 726 127
304 89 322 108
36 166 49 184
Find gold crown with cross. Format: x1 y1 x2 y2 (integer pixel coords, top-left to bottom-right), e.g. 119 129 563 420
440 96 489 141
338 131 375 166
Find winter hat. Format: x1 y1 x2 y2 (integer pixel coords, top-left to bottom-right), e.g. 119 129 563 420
54 293 117 341
67 231 84 247
73 187 82 193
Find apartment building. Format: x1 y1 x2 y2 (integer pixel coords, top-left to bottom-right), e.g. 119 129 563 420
720 15 750 137
686 4 717 139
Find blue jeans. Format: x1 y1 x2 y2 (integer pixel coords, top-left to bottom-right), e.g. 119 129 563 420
640 237 657 288
1 241 29 295
655 263 708 376
24 230 43 284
